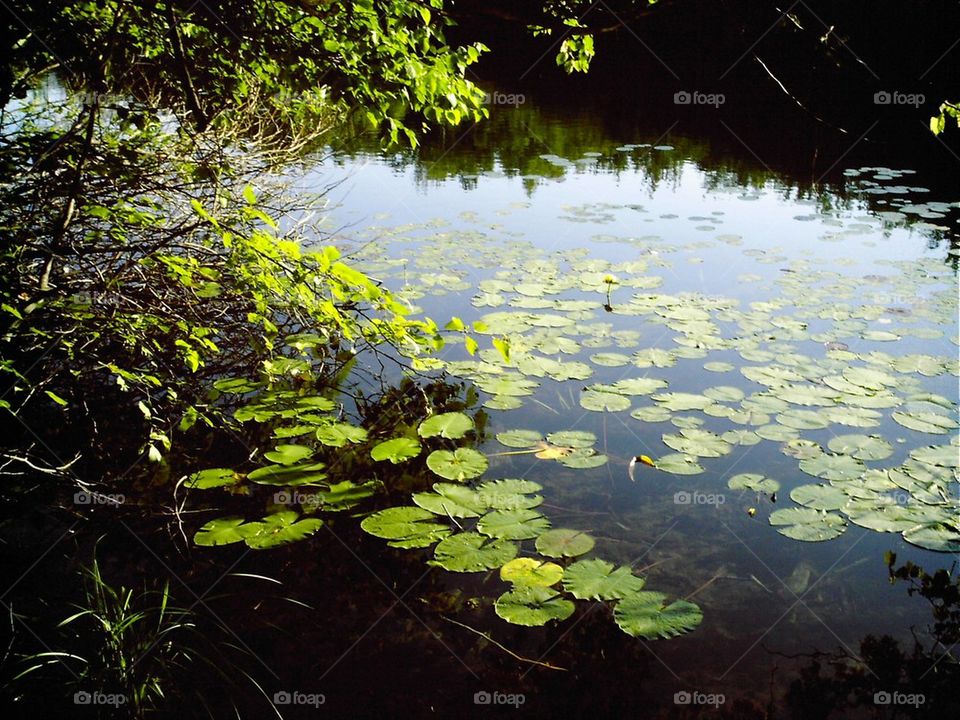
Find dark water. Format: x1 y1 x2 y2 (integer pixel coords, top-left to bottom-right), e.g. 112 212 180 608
274 94 959 717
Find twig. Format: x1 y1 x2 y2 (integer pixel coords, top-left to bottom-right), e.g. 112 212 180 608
440 616 568 672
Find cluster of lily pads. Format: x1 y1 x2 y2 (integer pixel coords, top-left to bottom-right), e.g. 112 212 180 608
350 202 959 555
360 477 702 638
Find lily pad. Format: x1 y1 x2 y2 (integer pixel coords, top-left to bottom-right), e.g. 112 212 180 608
413 484 488 518
798 453 866 481
902 522 960 552
580 390 631 412
496 429 543 449
264 444 313 465
562 559 646 600
315 422 369 447
194 516 249 546
418 412 474 440
243 511 323 550
910 444 959 468
536 528 596 558
370 437 422 463
827 434 893 461
477 508 551 540
426 448 489 481
614 592 703 639
662 428 732 458
476 479 543 510
431 532 518 572
360 506 452 548
185 468 239 490
655 453 705 475
247 462 328 486
500 558 564 586
494 585 575 626
728 473 780 493
789 484 848 511
769 508 847 541
545 430 596 448
891 411 958 435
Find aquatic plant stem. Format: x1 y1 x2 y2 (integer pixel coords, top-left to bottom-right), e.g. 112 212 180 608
440 616 568 672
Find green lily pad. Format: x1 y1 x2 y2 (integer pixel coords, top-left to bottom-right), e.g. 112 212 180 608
243 511 323 549
426 448 488 481
431 532 518 572
247 462 328 486
614 592 703 639
651 392 712 411
360 506 452 548
413 484 488 518
655 453 705 475
891 411 958 435
728 473 780 493
475 479 544 510
563 559 646 600
194 516 249 546
370 437 422 463
631 406 672 422
910 444 959 468
264 444 313 465
494 585 575 626
185 468 239 490
609 378 669 395
776 409 830 430
769 508 847 541
662 428 732 458
590 352 631 367
824 406 883 428
789 484 848 510
557 449 609 469
536 528 595 558
545 430 596 448
500 558 564 587
798 453 866 481
496 429 543 448
580 390 631 412
315 422 369 447
826 434 893 461
418 412 474 440
902 522 960 552
477 508 550 540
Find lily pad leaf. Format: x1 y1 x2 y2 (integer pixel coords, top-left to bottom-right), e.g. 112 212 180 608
798 454 866 482
185 468 240 490
728 473 780 493
662 428 732 458
902 522 960 553
418 412 474 440
494 585 575 626
243 512 323 549
430 532 518 572
500 558 564 587
426 448 488 481
545 430 596 448
476 479 544 510
614 592 703 639
360 506 452 548
247 462 328 486
370 437 421 463
194 516 249 546
789 484 848 511
563 559 646 600
496 429 543 448
536 528 595 558
413 483 488 518
315 422 369 447
826 434 893 461
655 453 705 475
769 508 846 541
910 444 959 468
580 390 631 412
477 509 551 540
263 444 313 465
891 411 958 435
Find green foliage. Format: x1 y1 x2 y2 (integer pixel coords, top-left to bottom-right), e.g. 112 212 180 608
930 101 959 136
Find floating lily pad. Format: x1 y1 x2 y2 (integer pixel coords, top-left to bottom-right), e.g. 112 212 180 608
500 558 564 587
496 429 543 449
247 462 328 486
614 593 703 639
243 511 323 550
431 532 518 572
827 434 893 461
536 528 596 558
426 448 488 481
891 411 958 435
776 410 830 430
631 406 672 422
798 453 866 481
662 428 732 458
476 479 543 510
418 412 474 440
902 522 960 552
769 508 847 541
580 390 631 412
789 484 848 510
315 422 369 447
655 453 705 475
494 585 575 626
264 444 313 465
910 444 959 468
563 559 646 600
360 506 452 548
185 468 239 490
194 516 249 546
545 430 597 448
413 484 488 518
477 509 551 540
590 352 631 367
728 473 780 493
651 392 712 411
370 437 421 463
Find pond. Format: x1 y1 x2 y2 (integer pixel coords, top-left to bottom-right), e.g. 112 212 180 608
269 96 958 715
